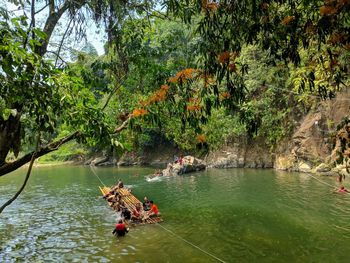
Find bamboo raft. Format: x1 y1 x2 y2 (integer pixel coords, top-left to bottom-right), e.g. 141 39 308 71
99 186 162 225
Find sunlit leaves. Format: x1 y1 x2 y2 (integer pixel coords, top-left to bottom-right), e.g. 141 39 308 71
167 0 350 102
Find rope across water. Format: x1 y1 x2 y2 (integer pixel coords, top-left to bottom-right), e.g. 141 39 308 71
155 222 226 263
90 165 106 186
306 173 336 188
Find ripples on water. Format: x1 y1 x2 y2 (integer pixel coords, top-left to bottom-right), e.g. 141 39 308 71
1 167 350 262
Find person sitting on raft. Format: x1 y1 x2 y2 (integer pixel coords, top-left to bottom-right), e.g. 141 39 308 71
103 189 119 200
148 201 159 217
112 219 129 237
117 179 124 188
178 155 184 165
143 197 151 211
122 207 131 221
337 186 349 193
131 203 145 222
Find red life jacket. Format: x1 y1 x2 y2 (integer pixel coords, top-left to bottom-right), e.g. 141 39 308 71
116 223 125 231
151 204 158 215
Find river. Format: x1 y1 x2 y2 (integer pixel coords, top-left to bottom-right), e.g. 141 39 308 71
1 166 350 262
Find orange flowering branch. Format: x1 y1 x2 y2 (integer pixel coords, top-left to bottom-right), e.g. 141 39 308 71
167 68 199 84
196 134 206 143
201 0 219 11
217 51 239 64
132 108 148 117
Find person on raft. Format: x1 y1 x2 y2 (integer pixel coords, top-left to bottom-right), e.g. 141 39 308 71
122 207 131 221
117 179 124 188
113 219 129 237
143 197 151 211
336 186 349 193
131 203 145 222
148 201 159 217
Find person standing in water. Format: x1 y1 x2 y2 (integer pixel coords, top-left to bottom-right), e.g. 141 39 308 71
337 186 349 193
113 219 129 237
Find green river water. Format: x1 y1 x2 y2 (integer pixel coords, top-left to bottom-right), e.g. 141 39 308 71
1 166 350 262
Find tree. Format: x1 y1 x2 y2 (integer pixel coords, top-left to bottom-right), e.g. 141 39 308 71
164 0 350 111
0 1 161 178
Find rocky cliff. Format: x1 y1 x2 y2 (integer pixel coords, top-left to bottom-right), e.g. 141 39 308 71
207 89 350 174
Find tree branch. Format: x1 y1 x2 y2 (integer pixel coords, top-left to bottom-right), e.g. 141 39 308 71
0 133 40 214
49 0 55 15
101 74 127 111
114 117 131 133
35 3 49 15
37 0 86 56
55 17 74 67
31 0 35 39
0 131 81 177
46 50 68 65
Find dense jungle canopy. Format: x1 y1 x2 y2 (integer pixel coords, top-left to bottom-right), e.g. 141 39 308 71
0 0 349 181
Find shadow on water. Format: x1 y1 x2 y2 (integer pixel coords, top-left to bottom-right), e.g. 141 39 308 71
1 166 350 262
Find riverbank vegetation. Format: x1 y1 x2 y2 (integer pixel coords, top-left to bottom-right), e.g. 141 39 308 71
1 0 350 177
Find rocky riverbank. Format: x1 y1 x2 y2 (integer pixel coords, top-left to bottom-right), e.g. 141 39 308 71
85 89 350 178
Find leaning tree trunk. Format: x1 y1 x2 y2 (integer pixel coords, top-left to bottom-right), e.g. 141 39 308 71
0 114 21 166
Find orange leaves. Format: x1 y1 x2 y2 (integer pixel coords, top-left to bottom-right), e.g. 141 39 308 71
187 105 202 111
196 134 206 143
202 0 218 11
202 73 215 87
218 51 231 64
167 68 198 84
217 51 239 65
217 52 239 74
328 33 346 44
140 84 170 108
167 76 177 84
281 16 295 25
220 92 231 100
149 84 169 103
186 97 202 112
160 84 169 91
320 0 350 15
260 3 269 10
320 5 338 15
132 108 148 117
228 63 237 73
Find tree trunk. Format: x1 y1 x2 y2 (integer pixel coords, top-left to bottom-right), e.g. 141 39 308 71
0 114 21 166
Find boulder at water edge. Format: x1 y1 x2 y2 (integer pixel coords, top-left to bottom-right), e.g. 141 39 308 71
162 156 206 176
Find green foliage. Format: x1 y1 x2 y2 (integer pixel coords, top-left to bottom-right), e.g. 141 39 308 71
238 45 295 146
38 141 88 163
2 0 349 167
165 0 350 124
0 14 113 160
0 16 61 134
202 108 246 150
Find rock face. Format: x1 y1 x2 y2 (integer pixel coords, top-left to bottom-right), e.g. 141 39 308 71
162 156 206 176
207 89 350 174
275 88 350 173
206 138 274 169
